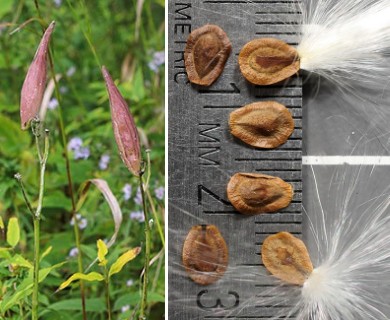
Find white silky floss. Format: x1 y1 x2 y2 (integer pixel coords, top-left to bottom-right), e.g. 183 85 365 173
297 0 390 83
258 166 390 320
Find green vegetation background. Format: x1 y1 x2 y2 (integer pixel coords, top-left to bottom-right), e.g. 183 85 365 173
0 0 165 319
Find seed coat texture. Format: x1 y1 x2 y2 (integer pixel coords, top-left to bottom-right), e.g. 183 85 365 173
229 101 294 149
262 232 313 285
182 224 228 285
239 38 300 85
184 24 232 86
227 173 293 214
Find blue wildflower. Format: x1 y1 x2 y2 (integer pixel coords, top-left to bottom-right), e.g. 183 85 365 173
148 51 165 72
66 66 76 77
68 137 83 151
67 137 90 160
134 187 142 205
126 279 134 287
99 154 110 170
122 184 132 201
74 147 90 160
48 98 59 110
121 305 130 313
69 247 79 257
70 213 88 230
129 210 145 222
154 186 164 200
59 86 68 94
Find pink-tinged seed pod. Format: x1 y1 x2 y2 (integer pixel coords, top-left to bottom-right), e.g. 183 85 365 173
102 66 141 176
20 21 56 130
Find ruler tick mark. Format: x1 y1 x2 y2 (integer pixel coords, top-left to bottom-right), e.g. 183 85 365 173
198 83 240 94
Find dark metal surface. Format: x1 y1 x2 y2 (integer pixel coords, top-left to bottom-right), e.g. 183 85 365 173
168 1 302 319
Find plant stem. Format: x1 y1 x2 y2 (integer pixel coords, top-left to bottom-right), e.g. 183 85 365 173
144 150 164 247
32 129 49 320
66 0 101 67
18 300 24 318
14 174 35 218
151 249 164 295
105 270 112 320
148 248 164 314
32 217 40 320
139 173 150 320
33 0 41 19
35 130 49 218
145 189 164 247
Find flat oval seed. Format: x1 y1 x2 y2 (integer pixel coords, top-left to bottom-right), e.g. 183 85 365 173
184 24 232 86
229 101 294 149
227 173 293 214
182 224 228 285
239 38 300 85
262 232 313 285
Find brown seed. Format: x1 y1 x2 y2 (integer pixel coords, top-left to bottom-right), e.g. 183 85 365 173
238 38 300 85
229 101 294 149
262 232 313 285
227 173 293 214
182 224 228 285
184 24 232 86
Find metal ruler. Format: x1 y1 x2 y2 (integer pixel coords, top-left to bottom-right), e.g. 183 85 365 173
168 1 302 319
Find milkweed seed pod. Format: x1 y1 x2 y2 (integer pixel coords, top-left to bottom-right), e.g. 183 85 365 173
102 66 141 176
20 21 55 130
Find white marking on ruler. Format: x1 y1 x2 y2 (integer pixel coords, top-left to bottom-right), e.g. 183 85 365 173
303 156 390 165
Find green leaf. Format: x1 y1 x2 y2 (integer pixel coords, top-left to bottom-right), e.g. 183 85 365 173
6 217 20 247
0 114 30 157
40 246 52 262
8 254 33 269
97 239 108 266
0 262 65 313
38 310 74 320
113 291 164 311
109 247 141 278
113 292 141 310
44 298 105 312
57 272 104 292
155 0 165 7
127 67 145 102
0 0 13 18
0 273 34 313
0 216 4 229
43 191 71 209
39 262 67 283
0 248 11 259
0 53 5 69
